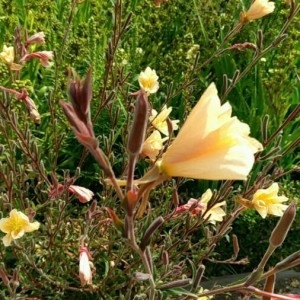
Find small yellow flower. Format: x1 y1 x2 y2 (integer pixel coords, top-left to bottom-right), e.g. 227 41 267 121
252 183 288 218
0 45 14 65
0 209 40 246
141 130 168 160
197 287 213 299
149 105 179 136
159 83 263 180
200 189 226 224
240 0 275 23
138 67 159 94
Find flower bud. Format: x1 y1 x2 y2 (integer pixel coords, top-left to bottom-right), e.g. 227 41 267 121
79 246 93 286
0 265 9 286
127 90 149 156
269 202 296 248
159 279 192 290
140 216 164 251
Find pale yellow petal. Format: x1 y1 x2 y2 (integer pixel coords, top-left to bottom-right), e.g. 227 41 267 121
200 189 213 204
24 221 40 233
2 233 13 247
11 229 25 240
268 204 289 217
0 218 13 233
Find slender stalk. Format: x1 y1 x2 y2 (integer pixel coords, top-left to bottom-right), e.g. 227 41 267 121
125 213 156 299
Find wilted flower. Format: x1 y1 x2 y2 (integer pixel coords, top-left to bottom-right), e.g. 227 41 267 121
159 83 263 180
252 183 288 218
0 87 40 124
68 185 94 203
149 105 179 136
79 246 93 286
138 67 159 94
0 209 40 246
174 189 226 224
26 31 45 46
142 130 168 160
20 51 53 67
240 0 275 23
0 45 14 65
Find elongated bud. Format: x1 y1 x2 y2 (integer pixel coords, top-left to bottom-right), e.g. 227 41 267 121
192 264 205 290
140 216 164 251
0 265 9 286
269 202 296 248
159 279 192 290
127 90 149 156
232 234 239 258
162 250 169 267
274 250 300 271
68 68 92 123
172 187 179 208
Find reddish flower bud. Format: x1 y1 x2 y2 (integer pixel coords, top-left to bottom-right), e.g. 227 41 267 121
127 90 149 156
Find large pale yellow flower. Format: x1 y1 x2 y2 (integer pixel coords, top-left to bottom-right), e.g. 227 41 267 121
141 130 168 160
252 183 288 218
150 105 179 136
0 45 14 65
0 209 40 246
240 0 275 23
138 67 159 94
159 83 263 180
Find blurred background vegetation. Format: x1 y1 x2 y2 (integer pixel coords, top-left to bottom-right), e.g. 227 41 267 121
0 0 299 298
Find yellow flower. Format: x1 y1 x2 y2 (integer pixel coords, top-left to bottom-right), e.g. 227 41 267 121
149 105 179 136
142 130 168 160
138 67 159 94
201 189 226 224
252 183 288 218
159 83 263 180
0 45 14 65
197 287 212 299
0 209 40 246
240 0 275 23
